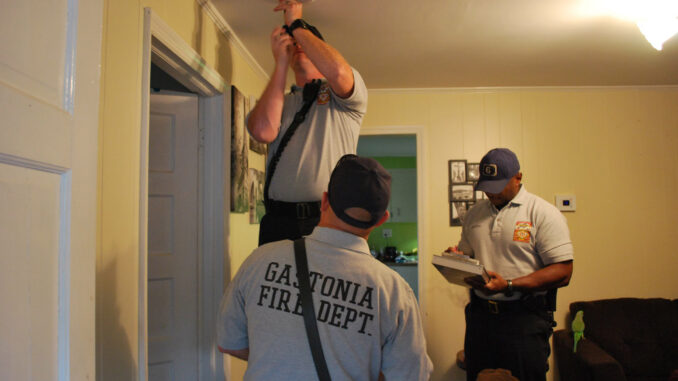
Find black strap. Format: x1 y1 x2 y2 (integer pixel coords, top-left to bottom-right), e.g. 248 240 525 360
264 80 322 205
293 238 331 381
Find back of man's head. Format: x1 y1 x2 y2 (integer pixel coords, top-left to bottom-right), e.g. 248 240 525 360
328 155 391 229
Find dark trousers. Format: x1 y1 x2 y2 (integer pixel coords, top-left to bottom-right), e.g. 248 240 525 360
464 299 554 381
258 212 320 246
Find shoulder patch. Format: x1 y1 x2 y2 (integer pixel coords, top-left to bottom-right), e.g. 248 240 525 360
317 83 330 105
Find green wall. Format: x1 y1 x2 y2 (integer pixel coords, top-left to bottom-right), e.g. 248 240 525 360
369 222 418 254
367 156 418 256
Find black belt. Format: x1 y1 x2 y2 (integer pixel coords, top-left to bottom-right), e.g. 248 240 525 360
265 200 321 220
470 292 549 315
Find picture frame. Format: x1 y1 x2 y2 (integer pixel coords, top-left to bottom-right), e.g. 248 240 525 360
450 202 460 226
467 162 480 181
450 201 469 226
450 183 475 202
448 159 484 226
247 168 266 224
230 85 249 213
449 159 467 184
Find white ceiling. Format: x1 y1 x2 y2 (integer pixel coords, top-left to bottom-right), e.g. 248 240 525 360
211 0 678 89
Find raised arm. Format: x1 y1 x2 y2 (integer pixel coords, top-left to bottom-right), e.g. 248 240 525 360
218 345 250 361
275 1 355 98
247 27 293 143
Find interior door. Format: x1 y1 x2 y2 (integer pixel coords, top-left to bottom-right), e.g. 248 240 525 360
148 92 200 381
0 1 103 380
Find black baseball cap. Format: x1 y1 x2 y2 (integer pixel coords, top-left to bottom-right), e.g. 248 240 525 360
328 155 391 229
475 148 521 194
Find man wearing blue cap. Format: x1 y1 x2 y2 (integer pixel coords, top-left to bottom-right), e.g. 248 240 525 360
218 155 433 380
248 0 368 246
449 148 574 381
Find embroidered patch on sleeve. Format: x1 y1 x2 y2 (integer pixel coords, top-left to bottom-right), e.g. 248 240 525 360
513 221 533 243
317 83 330 105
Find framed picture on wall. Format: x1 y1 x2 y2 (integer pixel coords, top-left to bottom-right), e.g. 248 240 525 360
247 168 266 224
450 183 474 201
449 160 467 184
467 162 480 181
450 201 470 226
450 203 459 225
230 85 249 213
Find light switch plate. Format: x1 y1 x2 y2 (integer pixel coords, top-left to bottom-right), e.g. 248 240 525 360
555 194 576 212
382 228 392 238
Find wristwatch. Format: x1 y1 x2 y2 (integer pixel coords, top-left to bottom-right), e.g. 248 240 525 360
285 19 325 41
505 279 514 297
287 19 312 35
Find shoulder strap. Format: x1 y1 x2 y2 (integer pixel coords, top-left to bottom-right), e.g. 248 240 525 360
264 80 322 204
293 238 332 381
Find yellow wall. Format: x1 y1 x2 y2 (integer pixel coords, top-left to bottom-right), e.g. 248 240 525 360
97 0 266 379
97 2 678 380
362 87 678 380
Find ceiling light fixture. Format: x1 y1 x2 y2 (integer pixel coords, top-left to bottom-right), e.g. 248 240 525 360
579 0 678 50
636 17 678 50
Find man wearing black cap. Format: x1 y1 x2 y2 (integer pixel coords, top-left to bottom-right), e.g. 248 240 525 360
448 148 574 381
248 0 368 245
217 155 433 380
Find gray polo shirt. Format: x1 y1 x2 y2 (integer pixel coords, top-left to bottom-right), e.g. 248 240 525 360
458 186 574 299
265 68 367 202
217 227 433 381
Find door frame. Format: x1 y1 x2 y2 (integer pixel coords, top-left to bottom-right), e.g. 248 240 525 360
140 9 230 381
358 126 429 315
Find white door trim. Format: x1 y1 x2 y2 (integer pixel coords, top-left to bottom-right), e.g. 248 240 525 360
358 126 429 315
140 9 230 381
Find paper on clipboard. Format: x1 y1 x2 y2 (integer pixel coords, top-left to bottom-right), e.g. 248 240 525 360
432 253 490 288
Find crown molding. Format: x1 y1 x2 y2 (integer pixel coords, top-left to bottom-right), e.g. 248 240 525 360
197 0 269 81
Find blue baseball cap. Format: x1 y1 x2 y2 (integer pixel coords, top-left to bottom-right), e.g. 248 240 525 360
475 148 520 194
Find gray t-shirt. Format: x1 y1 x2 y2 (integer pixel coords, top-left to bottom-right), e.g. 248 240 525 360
458 186 574 300
217 227 433 381
265 68 367 202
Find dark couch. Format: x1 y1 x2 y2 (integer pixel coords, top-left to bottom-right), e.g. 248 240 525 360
554 298 678 381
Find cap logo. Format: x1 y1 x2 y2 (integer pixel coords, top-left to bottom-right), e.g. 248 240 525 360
482 164 498 177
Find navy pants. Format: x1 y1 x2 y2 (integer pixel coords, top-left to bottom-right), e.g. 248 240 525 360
464 302 554 381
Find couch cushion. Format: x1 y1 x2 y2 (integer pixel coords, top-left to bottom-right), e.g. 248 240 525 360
569 298 678 378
